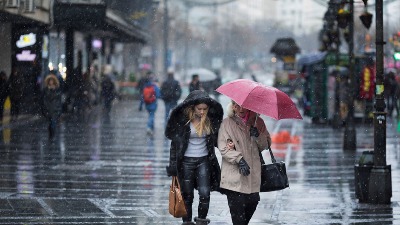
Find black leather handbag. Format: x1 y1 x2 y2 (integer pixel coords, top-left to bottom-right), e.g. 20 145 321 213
260 148 289 192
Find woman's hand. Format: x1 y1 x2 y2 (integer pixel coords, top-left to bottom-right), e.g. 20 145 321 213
250 126 260 137
238 158 250 176
226 139 235 150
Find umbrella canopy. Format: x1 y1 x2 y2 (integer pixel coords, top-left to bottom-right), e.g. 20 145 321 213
216 79 302 120
187 68 217 82
270 38 301 56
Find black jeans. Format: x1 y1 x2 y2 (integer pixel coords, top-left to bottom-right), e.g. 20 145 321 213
225 189 260 225
181 156 210 222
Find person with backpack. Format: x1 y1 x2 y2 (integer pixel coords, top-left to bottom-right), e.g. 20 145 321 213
137 71 152 111
161 71 182 124
143 74 161 136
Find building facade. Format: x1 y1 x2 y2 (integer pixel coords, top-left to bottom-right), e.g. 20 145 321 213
0 0 157 114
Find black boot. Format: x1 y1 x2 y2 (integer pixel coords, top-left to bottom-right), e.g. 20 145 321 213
194 217 210 225
181 222 195 225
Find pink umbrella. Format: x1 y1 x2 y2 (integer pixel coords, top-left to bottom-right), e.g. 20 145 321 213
216 79 302 120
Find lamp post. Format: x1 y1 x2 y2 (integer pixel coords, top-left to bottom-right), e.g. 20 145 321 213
368 0 392 204
182 1 194 82
163 0 169 77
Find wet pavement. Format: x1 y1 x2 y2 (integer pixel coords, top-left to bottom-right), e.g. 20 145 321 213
0 96 399 225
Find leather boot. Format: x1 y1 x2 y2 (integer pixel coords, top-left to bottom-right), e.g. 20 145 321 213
181 222 195 225
194 217 210 225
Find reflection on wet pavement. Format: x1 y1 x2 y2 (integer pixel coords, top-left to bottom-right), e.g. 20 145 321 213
0 99 399 224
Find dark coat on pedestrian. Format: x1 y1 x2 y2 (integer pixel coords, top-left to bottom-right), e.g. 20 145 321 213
161 76 181 103
189 75 201 93
101 75 116 102
42 75 62 120
8 69 24 102
165 90 223 192
0 71 8 102
0 71 8 120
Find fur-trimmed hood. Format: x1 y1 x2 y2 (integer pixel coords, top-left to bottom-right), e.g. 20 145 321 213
225 101 259 126
44 74 60 88
165 90 223 139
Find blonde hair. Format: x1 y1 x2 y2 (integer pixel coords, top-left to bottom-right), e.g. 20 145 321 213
184 104 212 136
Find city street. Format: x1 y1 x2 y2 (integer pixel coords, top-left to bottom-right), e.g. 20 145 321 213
0 95 399 225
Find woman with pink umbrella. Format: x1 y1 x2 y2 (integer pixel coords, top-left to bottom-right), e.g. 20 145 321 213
216 79 301 224
217 100 271 225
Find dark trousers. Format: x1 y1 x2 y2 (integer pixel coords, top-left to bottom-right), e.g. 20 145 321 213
181 156 210 222
387 96 397 116
103 98 113 114
0 98 5 120
10 99 21 119
225 190 260 225
48 115 60 138
164 101 177 125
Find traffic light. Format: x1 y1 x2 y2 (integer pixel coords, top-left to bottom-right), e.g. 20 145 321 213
394 52 400 61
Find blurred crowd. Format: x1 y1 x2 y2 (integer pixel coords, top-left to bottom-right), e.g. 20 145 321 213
0 63 118 123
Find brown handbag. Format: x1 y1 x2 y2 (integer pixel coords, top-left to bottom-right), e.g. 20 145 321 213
169 176 187 218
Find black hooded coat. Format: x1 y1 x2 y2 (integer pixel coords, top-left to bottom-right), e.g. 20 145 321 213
165 90 223 192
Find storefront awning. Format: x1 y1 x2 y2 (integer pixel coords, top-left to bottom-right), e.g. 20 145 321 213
103 9 149 43
53 3 149 43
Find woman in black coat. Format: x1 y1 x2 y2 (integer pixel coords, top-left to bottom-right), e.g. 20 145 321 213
42 74 62 138
166 90 223 225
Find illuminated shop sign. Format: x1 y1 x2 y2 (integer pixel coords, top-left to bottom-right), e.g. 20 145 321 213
42 35 49 58
16 50 37 61
92 39 102 49
359 66 375 100
16 33 37 48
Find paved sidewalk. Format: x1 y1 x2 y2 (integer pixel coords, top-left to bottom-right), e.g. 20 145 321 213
0 114 41 129
0 97 399 224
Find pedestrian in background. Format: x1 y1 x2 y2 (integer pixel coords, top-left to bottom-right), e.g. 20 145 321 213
391 72 400 117
339 72 349 122
213 70 222 102
142 73 160 136
161 71 182 124
189 74 201 93
0 71 8 122
217 100 271 225
49 70 65 93
385 71 398 117
395 74 400 118
165 90 223 225
7 67 24 121
137 71 152 111
89 65 101 105
101 66 116 115
42 74 62 139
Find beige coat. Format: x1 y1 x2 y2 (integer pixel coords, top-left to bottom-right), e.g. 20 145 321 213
218 106 271 194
